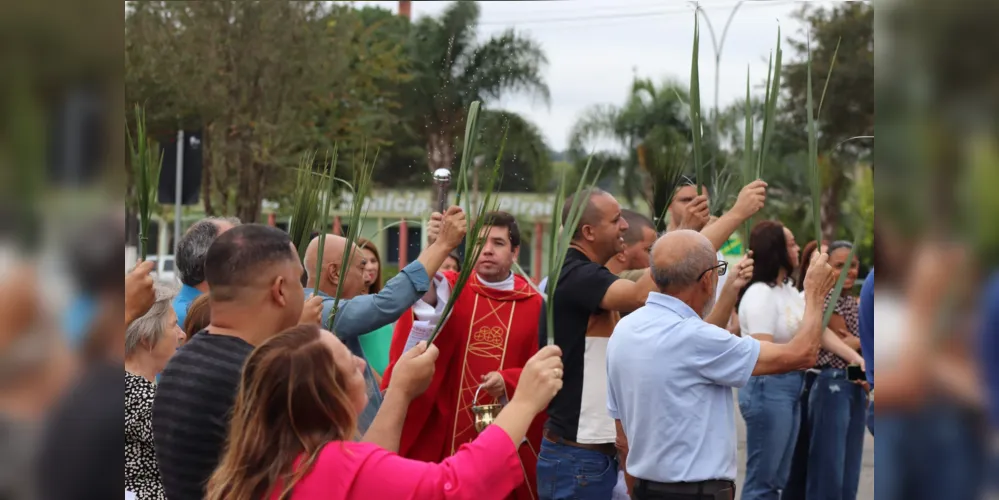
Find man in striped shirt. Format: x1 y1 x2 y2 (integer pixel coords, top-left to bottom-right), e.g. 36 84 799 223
152 224 306 500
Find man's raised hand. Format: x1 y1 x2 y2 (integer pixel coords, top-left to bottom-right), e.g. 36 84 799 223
679 195 710 231
512 345 564 414
388 341 439 401
732 180 768 220
426 211 443 246
437 205 467 250
125 260 156 326
299 295 324 325
803 247 837 301
729 251 755 290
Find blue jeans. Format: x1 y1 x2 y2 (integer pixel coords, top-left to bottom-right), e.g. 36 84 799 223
805 368 867 500
537 437 618 500
877 403 985 500
738 371 805 500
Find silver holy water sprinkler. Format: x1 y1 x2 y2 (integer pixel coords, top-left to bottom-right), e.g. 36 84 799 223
432 168 451 214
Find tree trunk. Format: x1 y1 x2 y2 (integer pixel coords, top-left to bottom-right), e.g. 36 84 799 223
232 126 264 223
202 121 215 216
236 162 264 224
427 132 454 174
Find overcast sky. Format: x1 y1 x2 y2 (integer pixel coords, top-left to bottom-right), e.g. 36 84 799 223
354 0 838 151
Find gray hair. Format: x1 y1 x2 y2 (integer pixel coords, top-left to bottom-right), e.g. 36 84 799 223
648 237 716 292
125 284 178 357
176 217 241 287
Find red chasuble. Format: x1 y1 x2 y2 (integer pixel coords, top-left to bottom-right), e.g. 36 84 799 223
382 271 545 500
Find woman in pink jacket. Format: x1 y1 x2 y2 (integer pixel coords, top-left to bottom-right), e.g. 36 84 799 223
206 323 564 500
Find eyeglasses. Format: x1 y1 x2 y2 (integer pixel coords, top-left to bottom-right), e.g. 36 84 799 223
697 260 728 281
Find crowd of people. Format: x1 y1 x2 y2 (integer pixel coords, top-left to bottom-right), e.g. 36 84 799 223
117 178 875 500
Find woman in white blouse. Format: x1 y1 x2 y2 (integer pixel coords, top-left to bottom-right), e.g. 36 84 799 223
736 221 862 500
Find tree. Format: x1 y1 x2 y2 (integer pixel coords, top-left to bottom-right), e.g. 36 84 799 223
403 1 550 174
476 109 552 192
780 3 873 241
125 2 408 222
569 77 707 221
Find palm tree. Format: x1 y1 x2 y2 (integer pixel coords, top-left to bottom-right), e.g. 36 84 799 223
404 1 550 173
568 77 696 222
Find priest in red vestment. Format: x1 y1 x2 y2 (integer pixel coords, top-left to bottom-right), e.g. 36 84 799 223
382 211 545 500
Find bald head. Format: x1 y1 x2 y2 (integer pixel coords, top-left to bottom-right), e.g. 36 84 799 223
304 235 367 298
562 188 608 241
649 230 716 294
304 234 350 277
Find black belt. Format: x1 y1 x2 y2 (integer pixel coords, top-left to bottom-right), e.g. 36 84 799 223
635 479 735 498
542 428 617 457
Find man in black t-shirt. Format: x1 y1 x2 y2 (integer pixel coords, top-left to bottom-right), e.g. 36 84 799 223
538 188 659 499
537 182 768 500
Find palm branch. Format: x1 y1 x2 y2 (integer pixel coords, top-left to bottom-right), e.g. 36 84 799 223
427 103 503 344
126 104 163 261
543 157 603 346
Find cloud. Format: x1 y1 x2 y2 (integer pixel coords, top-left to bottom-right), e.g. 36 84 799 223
354 0 832 150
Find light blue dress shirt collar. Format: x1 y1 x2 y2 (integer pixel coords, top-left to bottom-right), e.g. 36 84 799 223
645 292 699 319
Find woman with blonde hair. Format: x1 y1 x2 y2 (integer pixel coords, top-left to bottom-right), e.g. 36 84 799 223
207 323 564 500
356 238 393 378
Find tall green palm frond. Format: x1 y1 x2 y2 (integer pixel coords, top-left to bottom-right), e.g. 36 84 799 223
689 12 704 196
327 146 377 327
653 144 692 231
427 103 502 344
742 67 755 239
806 32 822 247
126 104 163 261
288 150 323 263
544 157 603 345
310 147 340 298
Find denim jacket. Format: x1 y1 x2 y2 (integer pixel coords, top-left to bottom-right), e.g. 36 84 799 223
304 260 431 433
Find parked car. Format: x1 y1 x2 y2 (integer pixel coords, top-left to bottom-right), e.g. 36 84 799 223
146 255 179 285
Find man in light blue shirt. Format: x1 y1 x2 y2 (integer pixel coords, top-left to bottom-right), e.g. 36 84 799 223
172 217 240 327
302 207 466 432
606 230 839 499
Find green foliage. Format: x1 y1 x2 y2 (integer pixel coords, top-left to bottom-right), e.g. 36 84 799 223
310 149 340 298
689 13 704 196
125 2 408 222
288 151 323 263
403 1 549 175
545 157 603 346
806 33 822 247
428 102 503 344
126 104 163 261
568 78 697 221
842 164 874 269
780 3 873 241
477 110 552 191
330 147 378 325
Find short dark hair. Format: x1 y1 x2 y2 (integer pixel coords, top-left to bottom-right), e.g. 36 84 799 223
177 217 241 287
562 188 607 241
482 211 521 248
204 224 296 299
621 209 655 245
738 220 794 305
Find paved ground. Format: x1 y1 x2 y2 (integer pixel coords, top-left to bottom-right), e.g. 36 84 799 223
733 394 875 500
